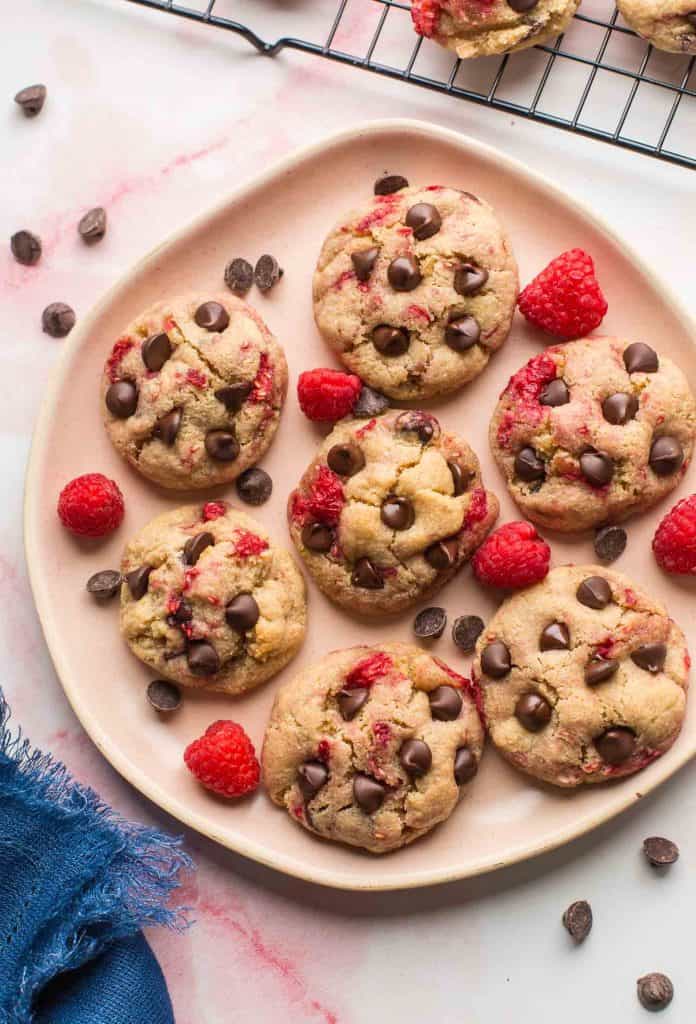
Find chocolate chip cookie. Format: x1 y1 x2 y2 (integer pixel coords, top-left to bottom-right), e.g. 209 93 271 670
490 337 696 532
262 643 485 853
287 410 499 615
102 294 287 489
617 0 696 53
312 184 518 400
119 501 306 695
474 565 689 787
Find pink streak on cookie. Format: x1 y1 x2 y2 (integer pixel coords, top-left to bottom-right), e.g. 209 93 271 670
497 352 558 448
250 352 274 403
463 486 487 527
233 530 269 558
186 368 207 389
202 501 227 521
345 651 393 690
105 337 135 382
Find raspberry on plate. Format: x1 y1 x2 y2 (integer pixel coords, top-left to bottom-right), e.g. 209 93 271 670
518 248 607 341
297 368 362 422
653 494 696 574
184 720 260 798
57 473 124 538
472 521 550 589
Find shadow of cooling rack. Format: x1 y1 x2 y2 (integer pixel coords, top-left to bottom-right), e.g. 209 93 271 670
123 0 695 170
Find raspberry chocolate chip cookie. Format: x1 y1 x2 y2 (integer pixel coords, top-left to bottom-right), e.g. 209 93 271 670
617 0 696 54
119 501 306 695
411 0 580 60
490 337 696 532
262 643 485 853
288 410 499 615
474 565 689 787
102 294 287 490
312 184 518 400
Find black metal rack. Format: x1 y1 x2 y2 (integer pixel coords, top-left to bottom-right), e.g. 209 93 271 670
124 0 695 171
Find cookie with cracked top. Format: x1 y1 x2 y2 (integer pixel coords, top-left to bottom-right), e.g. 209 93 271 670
617 0 696 53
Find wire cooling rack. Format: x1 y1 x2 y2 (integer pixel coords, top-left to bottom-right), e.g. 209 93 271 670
125 0 695 170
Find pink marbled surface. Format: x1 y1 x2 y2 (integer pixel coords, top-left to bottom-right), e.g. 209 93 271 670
4 2 696 1021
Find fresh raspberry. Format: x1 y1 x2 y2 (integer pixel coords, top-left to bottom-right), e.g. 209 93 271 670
518 248 608 340
184 720 260 798
57 473 124 538
472 521 550 589
297 368 362 422
411 0 441 36
653 494 696 574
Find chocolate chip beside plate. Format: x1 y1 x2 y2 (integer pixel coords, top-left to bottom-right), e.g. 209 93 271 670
594 525 627 564
11 229 41 265
353 773 386 814
78 206 107 244
372 324 410 357
624 342 659 374
205 429 239 462
254 254 283 292
374 174 409 195
413 606 447 641
480 640 511 678
452 615 484 653
86 569 122 600
183 531 214 566
637 973 673 1012
225 592 260 633
224 257 254 295
353 385 389 418
429 685 462 721
576 575 612 610
14 83 46 116
562 900 593 943
236 467 273 505
42 302 75 338
147 679 182 713
405 202 441 241
194 301 229 332
643 836 679 868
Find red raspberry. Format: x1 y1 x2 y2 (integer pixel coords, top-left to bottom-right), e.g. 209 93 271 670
472 521 550 589
57 473 124 538
297 368 362 422
653 494 696 574
411 0 440 36
518 248 608 340
184 720 260 798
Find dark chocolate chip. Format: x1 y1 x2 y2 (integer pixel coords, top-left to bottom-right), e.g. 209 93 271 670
643 836 679 867
236 467 273 505
624 342 658 374
594 726 636 765
353 773 386 814
254 254 283 292
41 302 75 338
372 324 410 357
576 575 612 609
395 411 438 443
126 565 152 600
205 429 239 462
400 738 432 777
224 257 254 295
452 615 485 653
194 301 229 332
141 332 172 372
445 314 480 352
327 442 365 477
301 521 334 552
183 531 214 566
351 247 379 282
187 640 220 676
413 606 447 640
515 446 546 482
585 657 619 686
387 255 421 292
353 385 389 418
429 685 462 721
562 901 593 943
225 592 260 633
338 687 368 721
78 206 107 244
580 450 614 487
424 538 458 571
540 621 570 651
454 263 488 296
351 557 384 589
381 495 414 531
515 693 552 732
454 746 478 785
297 760 328 800
105 379 138 418
602 392 638 425
405 202 442 241
481 640 511 679
637 973 673 1012
374 174 409 195
649 436 684 476
86 569 122 600
508 0 539 9
687 11 696 26
163 647 186 661
631 643 667 674
11 229 41 265
215 382 252 412
14 83 46 116
168 598 192 626
147 679 182 713
153 407 182 446
539 378 570 407
594 524 627 564
448 461 469 496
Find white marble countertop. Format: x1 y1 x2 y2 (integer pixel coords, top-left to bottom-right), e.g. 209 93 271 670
3 2 695 1021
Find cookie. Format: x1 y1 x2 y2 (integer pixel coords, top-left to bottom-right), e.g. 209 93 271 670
490 337 696 532
312 184 518 400
119 501 306 695
262 643 485 853
617 0 696 53
287 410 499 615
102 294 287 490
474 565 689 787
411 0 580 60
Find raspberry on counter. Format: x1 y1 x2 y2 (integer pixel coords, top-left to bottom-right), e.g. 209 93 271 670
57 473 125 538
653 494 696 574
518 248 607 340
184 720 260 798
472 521 550 589
297 368 362 422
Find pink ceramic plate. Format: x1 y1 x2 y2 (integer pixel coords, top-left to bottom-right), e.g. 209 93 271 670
25 120 696 891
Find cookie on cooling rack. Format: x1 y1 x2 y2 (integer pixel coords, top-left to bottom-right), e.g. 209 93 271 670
617 0 696 54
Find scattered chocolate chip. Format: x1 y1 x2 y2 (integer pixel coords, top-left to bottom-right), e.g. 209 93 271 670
508 0 539 9
448 461 469 496
78 206 107 244
594 525 627 563
11 229 41 265
395 411 438 443
86 569 122 600
214 382 252 412
413 606 447 640
624 342 659 374
454 746 478 785
205 429 239 461
580 450 614 487
424 538 458 571
254 254 283 292
637 973 673 1012
183 531 214 566
481 640 511 679
297 760 328 800
187 640 220 676
540 621 570 651
353 385 389 418
327 442 365 477
225 592 260 633
405 202 441 241
168 598 192 626
372 324 410 357
562 900 593 943
126 565 152 600
452 615 484 653
429 685 463 721
643 836 679 868
338 687 368 721
539 378 570 406
351 557 384 589
351 247 378 282
224 257 254 295
353 773 386 814
631 643 667 674
14 83 46 116
146 679 182 713
602 392 638 425
585 657 619 686
454 263 488 296
515 446 546 483
387 255 421 292
445 314 481 352
236 467 272 505
194 301 229 332
576 575 612 610
301 521 334 552
649 436 684 476
515 692 552 732
400 738 432 777
594 726 636 765
153 407 182 446
105 379 138 418
374 174 409 195
381 495 414 530
41 302 75 337
141 332 172 372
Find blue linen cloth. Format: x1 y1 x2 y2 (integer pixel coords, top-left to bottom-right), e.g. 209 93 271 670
0 694 192 1024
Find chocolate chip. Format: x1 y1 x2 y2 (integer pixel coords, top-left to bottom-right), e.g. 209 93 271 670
624 342 659 374
338 687 368 721
585 657 619 686
11 229 41 265
637 973 673 1012
429 685 463 721
353 385 389 418
445 314 481 352
454 746 478 785
353 773 386 814
387 255 421 292
187 640 220 676
448 461 469 496
374 174 409 195
297 760 328 800
224 257 253 295
327 442 365 477
405 203 441 241
205 429 239 462
168 598 192 626
147 679 182 713
594 525 627 563
643 836 679 867
540 621 570 651
395 411 438 443
649 436 684 476
236 467 272 505
413 606 447 640
351 247 378 282
41 302 75 338
351 557 384 589
14 83 46 116
602 392 638 425
254 254 283 292
508 0 539 9
562 900 593 943
86 569 122 600
515 446 546 483
126 565 152 600
576 575 612 609
153 407 182 446
539 378 570 407
580 450 614 487
78 206 107 244
688 11 696 26
481 640 511 679
424 538 458 571
381 495 414 530
225 592 260 633
515 693 552 732
194 301 229 332
594 726 636 765
301 521 334 552
452 615 484 653
454 263 488 296
141 332 172 372
372 324 410 357
631 643 667 674
214 382 252 412
105 379 138 418
400 738 432 777
183 531 214 566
